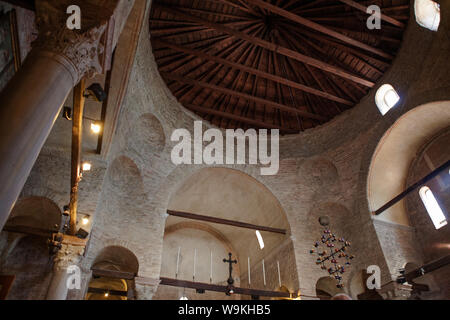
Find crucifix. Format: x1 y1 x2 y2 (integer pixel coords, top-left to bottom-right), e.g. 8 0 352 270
223 252 237 295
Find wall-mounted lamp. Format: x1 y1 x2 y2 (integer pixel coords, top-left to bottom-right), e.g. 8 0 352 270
81 214 91 226
104 292 109 298
84 83 107 102
82 162 92 172
90 121 102 134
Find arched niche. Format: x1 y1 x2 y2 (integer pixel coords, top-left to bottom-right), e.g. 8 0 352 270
0 197 61 300
297 158 341 194
86 246 139 300
127 113 166 156
315 276 344 300
159 167 298 299
6 196 61 231
368 101 450 225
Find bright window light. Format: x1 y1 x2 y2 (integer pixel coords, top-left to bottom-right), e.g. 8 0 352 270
375 84 400 115
415 0 440 31
256 230 265 249
419 186 447 229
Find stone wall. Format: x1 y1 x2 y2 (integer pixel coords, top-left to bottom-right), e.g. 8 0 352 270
1 0 449 300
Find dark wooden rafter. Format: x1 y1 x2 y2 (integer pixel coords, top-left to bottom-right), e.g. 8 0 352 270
150 0 408 132
153 3 375 88
167 209 287 235
162 72 327 122
337 0 405 28
154 38 353 106
245 0 393 59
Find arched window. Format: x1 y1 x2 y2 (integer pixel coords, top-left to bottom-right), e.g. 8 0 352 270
375 84 400 115
419 186 447 229
256 230 265 249
415 0 440 31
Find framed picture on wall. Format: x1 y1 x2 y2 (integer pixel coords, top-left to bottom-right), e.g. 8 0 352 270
0 9 21 93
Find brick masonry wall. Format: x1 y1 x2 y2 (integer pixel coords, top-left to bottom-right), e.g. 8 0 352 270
1 1 449 300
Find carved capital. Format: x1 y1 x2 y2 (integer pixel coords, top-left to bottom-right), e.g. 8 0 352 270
53 244 85 272
33 0 116 83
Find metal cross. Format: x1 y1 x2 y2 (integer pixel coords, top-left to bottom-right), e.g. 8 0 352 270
223 252 237 285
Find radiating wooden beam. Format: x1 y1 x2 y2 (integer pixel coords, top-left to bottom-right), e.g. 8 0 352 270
153 3 375 87
160 277 291 298
1 0 35 10
153 38 353 106
162 72 327 122
374 159 450 215
337 0 405 28
69 79 86 236
245 0 393 59
185 103 299 133
167 209 287 235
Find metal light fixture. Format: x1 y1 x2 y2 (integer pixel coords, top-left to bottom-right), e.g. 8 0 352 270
84 83 107 102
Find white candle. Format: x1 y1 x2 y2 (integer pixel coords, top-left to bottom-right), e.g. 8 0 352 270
277 261 282 288
176 247 180 278
193 248 197 280
262 259 266 286
248 257 251 286
210 250 213 282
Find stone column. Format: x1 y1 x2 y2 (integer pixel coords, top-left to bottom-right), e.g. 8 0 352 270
134 277 161 300
0 0 114 230
46 243 85 300
376 281 413 300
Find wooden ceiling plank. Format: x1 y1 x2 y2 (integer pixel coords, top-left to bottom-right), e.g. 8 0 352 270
337 0 405 28
153 3 375 87
153 38 354 105
162 72 327 121
245 0 393 59
185 103 297 133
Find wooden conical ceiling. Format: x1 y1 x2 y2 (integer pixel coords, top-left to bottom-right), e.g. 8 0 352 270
150 0 409 134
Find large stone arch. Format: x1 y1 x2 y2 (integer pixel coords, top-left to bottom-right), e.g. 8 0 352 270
367 101 450 225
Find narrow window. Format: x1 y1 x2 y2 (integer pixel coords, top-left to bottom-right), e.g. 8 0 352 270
256 230 265 249
419 186 447 229
375 84 400 115
415 0 440 31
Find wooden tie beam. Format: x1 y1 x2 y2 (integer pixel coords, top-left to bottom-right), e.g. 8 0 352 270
167 210 287 235
374 159 450 215
160 277 291 298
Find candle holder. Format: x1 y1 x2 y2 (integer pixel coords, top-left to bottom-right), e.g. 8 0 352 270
309 224 355 288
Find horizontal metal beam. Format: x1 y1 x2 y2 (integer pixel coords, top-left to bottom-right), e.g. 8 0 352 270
159 277 291 298
167 210 287 235
374 159 450 215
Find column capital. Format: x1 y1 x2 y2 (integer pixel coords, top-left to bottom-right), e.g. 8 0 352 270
32 0 117 84
53 243 85 272
377 281 413 300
